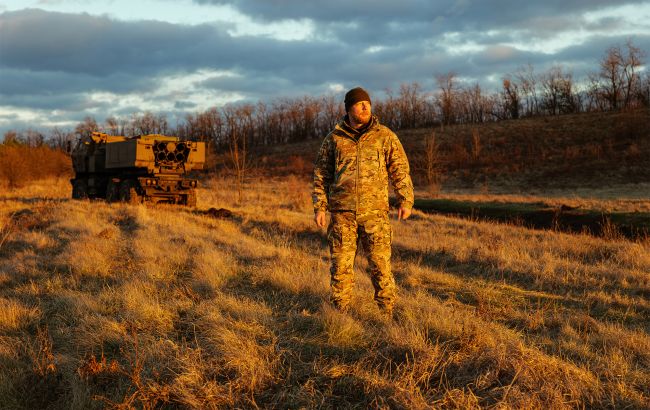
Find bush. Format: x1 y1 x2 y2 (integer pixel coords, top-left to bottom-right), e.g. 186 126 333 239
0 144 72 188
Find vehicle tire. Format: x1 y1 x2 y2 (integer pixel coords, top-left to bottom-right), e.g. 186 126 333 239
119 180 141 205
72 179 88 199
185 191 197 207
106 179 119 203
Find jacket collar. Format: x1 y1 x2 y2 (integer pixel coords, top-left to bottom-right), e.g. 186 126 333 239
333 115 378 140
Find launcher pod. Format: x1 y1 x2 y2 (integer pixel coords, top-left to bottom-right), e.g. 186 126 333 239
70 132 205 206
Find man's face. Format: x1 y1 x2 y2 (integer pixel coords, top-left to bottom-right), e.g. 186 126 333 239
348 101 371 126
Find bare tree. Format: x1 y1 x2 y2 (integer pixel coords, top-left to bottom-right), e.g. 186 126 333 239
621 39 645 109
49 127 74 151
592 41 644 110
320 94 343 134
599 45 625 110
254 102 270 146
502 77 521 119
457 83 487 123
187 107 224 149
422 131 443 193
436 72 457 127
397 82 426 129
374 88 399 129
515 64 539 116
75 116 99 138
130 112 169 135
222 105 250 203
541 66 577 115
105 116 122 136
635 71 650 107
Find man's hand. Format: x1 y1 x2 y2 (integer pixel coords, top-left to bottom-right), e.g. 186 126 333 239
398 207 412 221
314 211 327 228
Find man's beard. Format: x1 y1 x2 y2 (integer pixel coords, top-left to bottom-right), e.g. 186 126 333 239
350 111 371 125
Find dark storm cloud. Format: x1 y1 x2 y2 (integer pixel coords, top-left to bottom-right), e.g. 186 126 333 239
0 8 351 77
194 0 612 22
0 68 158 97
0 9 223 75
194 0 643 28
0 92 97 111
195 0 647 52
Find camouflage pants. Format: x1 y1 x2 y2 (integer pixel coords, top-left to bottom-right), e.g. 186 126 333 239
327 210 396 312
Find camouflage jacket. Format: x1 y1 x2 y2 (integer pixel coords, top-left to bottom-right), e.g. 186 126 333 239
312 115 414 214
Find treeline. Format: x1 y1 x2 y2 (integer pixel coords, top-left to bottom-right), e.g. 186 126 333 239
3 41 649 156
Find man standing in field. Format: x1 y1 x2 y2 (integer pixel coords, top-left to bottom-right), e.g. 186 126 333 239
312 87 414 317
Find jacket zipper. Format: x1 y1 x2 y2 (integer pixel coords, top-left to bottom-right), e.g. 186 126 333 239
356 140 360 215
337 122 371 216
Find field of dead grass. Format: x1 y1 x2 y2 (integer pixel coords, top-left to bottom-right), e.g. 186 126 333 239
0 176 649 409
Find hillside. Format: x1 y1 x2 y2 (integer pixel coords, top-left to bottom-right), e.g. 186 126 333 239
253 109 650 195
1 178 649 408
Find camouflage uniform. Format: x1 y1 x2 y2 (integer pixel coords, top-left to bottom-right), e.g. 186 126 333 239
312 115 414 312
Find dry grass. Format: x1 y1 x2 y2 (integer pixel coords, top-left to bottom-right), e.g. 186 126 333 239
387 109 650 195
0 176 649 408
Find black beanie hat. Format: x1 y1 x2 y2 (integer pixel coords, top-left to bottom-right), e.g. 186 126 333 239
344 87 371 112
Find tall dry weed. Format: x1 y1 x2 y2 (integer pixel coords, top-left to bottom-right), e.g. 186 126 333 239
284 174 312 212
471 128 481 161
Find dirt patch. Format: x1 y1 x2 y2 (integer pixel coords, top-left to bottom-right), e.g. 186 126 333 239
198 207 234 219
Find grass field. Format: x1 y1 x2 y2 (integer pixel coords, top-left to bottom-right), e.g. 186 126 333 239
1 176 649 409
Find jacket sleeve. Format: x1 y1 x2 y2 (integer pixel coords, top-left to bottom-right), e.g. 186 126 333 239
386 132 414 210
312 135 334 213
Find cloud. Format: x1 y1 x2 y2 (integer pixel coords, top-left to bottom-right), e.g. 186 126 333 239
477 45 521 65
0 9 348 77
174 100 197 109
192 1 650 50
0 68 158 97
0 93 102 111
0 3 649 135
0 9 220 75
193 0 644 27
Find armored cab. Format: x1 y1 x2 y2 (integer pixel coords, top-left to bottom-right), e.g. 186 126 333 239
70 132 205 206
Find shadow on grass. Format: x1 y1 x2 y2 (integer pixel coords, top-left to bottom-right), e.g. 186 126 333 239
392 242 650 330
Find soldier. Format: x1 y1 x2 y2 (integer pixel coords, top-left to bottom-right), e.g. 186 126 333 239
312 87 414 317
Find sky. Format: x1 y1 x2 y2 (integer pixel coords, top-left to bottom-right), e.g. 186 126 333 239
1 0 650 135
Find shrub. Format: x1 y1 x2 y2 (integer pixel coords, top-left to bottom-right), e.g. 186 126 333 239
0 145 72 188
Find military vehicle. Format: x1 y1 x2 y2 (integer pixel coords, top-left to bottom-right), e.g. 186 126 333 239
70 132 205 206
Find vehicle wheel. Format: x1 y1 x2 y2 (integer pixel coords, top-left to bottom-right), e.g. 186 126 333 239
72 179 88 199
106 179 120 203
185 191 197 207
119 180 141 205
